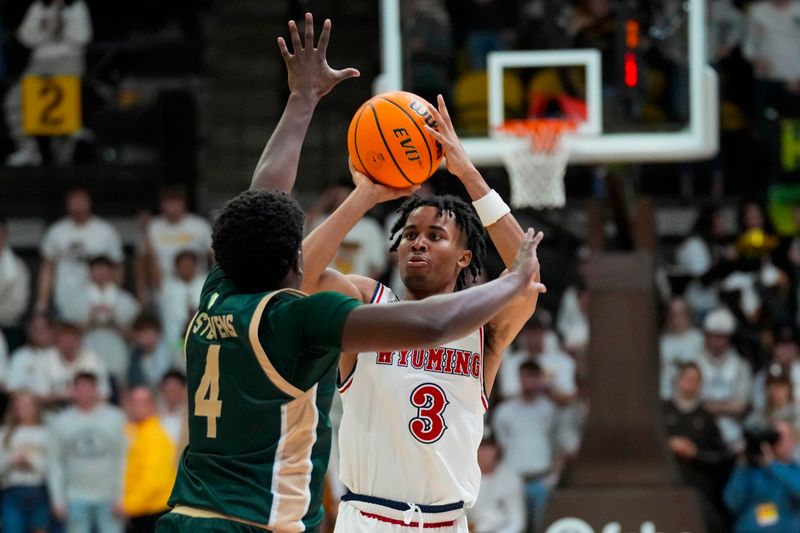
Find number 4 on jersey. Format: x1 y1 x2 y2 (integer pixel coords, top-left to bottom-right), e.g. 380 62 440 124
195 345 222 438
408 383 449 443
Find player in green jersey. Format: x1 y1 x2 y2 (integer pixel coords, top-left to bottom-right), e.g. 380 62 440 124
156 13 546 533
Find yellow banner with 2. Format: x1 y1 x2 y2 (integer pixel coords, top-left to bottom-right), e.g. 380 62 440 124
22 75 82 135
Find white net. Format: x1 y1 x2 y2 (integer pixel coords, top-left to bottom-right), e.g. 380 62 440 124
497 122 573 209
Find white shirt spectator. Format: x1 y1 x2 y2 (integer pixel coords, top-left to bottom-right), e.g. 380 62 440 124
6 345 59 395
146 214 212 279
0 245 30 328
698 348 752 446
159 404 185 447
743 0 800 81
47 403 126 510
40 217 122 320
493 396 558 475
42 349 110 401
0 426 49 488
64 282 139 382
752 361 800 412
17 0 92 75
499 344 576 400
676 236 712 276
660 328 705 399
159 274 203 355
556 286 589 351
467 463 526 533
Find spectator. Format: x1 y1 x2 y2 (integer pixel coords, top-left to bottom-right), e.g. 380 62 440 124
122 386 176 532
498 313 576 406
0 393 50 533
493 361 561 532
127 314 174 388
743 0 800 118
746 370 800 432
4 0 93 167
724 420 800 532
36 188 123 320
752 324 800 412
158 369 187 450
65 255 139 385
661 297 705 400
467 437 525 533
6 315 58 398
159 250 203 357
698 308 752 448
306 182 388 279
0 217 31 350
48 372 126 533
556 248 590 356
664 362 733 533
41 321 111 406
136 186 212 303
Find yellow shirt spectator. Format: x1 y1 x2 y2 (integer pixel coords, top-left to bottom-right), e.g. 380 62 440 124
122 391 176 518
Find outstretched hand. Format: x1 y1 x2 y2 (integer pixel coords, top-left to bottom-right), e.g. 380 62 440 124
277 13 360 100
511 228 546 294
349 159 419 205
423 94 477 179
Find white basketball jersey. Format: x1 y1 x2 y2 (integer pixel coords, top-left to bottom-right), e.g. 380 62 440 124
338 284 488 507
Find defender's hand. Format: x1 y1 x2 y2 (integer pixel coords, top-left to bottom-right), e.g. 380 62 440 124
349 159 419 205
511 228 546 294
424 94 478 179
277 13 360 100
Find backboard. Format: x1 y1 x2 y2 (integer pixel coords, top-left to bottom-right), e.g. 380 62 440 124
379 0 718 165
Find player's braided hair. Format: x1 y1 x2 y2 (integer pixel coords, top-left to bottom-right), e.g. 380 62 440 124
212 190 304 293
389 195 487 291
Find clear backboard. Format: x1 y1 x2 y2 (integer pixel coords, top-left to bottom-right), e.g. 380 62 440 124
379 0 718 165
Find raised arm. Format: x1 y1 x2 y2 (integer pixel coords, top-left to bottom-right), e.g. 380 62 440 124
301 161 417 300
250 13 359 192
341 230 546 353
424 96 541 390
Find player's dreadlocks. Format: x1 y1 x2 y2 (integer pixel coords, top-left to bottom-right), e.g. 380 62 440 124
389 195 487 291
212 190 304 293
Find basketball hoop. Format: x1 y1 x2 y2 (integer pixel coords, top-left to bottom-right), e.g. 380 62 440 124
495 119 576 209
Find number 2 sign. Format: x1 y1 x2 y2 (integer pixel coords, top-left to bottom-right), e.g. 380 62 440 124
22 75 82 135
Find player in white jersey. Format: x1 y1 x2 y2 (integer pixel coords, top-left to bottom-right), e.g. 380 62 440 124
296 97 544 531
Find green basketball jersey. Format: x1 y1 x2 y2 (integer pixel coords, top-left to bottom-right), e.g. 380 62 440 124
168 266 360 532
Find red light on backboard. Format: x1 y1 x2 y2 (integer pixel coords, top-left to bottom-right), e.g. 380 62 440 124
624 52 638 87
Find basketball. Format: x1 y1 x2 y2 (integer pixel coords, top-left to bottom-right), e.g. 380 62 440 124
347 91 444 188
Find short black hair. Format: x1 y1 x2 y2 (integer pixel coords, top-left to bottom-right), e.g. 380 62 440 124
161 368 187 386
519 360 542 375
159 184 187 202
88 255 115 268
74 371 98 385
212 190 304 293
388 195 487 291
132 312 162 332
676 361 702 378
174 249 199 266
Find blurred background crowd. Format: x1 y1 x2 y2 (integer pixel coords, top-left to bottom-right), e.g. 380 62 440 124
0 0 800 532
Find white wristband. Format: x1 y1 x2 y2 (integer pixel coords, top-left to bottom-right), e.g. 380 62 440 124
472 189 510 227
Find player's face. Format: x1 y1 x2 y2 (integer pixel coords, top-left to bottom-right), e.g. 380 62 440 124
395 206 472 297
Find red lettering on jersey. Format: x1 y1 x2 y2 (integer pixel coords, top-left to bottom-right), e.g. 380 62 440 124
425 347 444 373
443 348 455 374
376 351 393 365
453 350 470 376
471 353 481 378
397 349 411 367
411 349 425 369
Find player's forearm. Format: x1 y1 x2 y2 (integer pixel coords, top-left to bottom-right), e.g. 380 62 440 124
250 92 319 192
301 188 375 291
342 273 529 353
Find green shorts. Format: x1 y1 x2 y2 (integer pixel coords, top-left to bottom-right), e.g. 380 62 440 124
155 512 268 533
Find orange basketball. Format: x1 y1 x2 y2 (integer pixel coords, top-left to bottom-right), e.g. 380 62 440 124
347 91 444 188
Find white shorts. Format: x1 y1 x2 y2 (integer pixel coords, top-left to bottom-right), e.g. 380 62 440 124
333 500 468 532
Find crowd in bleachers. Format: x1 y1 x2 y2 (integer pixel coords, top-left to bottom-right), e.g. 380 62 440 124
1 1 800 533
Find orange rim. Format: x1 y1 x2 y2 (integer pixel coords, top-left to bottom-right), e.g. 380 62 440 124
496 119 577 152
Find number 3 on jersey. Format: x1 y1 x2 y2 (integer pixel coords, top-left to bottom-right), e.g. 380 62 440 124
195 345 222 438
408 383 449 443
